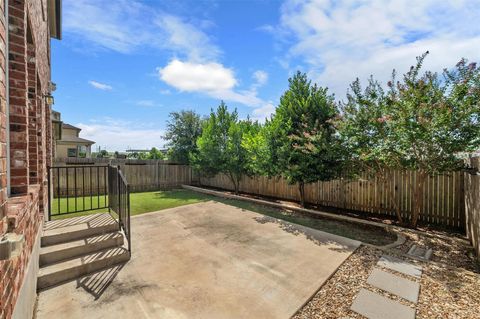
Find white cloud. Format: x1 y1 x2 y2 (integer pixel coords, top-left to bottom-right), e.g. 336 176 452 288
77 118 165 151
154 14 221 62
158 59 270 113
136 100 156 107
63 0 220 60
252 102 275 122
64 0 147 53
252 70 268 88
276 0 480 99
88 81 112 91
158 59 236 92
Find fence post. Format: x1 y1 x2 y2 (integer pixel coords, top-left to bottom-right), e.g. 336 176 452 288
47 167 51 221
127 183 131 255
107 165 111 213
117 165 122 231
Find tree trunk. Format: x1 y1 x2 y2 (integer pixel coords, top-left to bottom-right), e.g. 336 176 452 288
228 173 239 195
388 171 403 224
378 170 403 224
298 182 305 207
233 177 239 195
410 170 427 228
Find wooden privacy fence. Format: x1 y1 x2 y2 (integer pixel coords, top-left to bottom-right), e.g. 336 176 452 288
465 156 480 257
52 158 195 195
200 169 466 229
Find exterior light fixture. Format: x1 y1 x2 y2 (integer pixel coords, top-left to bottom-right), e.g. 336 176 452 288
44 93 54 105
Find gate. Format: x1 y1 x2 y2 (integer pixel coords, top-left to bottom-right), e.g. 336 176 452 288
47 164 131 253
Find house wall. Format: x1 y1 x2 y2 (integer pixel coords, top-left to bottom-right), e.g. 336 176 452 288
61 127 78 137
55 143 91 158
56 143 76 158
0 0 53 318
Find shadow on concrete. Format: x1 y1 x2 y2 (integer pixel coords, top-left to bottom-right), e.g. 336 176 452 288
252 215 359 253
76 263 126 300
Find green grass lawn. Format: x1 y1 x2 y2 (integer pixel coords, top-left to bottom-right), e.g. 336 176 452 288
51 188 396 246
50 189 212 219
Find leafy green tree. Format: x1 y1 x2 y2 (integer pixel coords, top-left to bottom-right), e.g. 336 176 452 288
243 118 281 177
192 102 256 194
338 77 404 222
340 52 480 227
147 147 164 160
270 71 344 206
163 110 203 164
96 150 109 158
386 53 480 227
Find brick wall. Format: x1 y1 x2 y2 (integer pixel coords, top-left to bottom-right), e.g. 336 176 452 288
0 0 8 236
0 0 53 318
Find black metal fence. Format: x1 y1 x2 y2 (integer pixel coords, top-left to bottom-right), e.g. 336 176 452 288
48 165 109 216
47 165 132 254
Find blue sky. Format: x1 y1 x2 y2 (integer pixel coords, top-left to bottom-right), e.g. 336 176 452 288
53 0 480 151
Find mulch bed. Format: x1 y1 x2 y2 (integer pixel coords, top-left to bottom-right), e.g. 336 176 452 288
292 245 480 319
392 229 479 272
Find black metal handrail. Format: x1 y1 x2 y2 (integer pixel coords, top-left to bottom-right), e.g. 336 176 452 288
107 165 131 254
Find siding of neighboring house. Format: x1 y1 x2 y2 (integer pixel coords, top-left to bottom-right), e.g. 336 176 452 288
0 1 58 318
54 124 94 158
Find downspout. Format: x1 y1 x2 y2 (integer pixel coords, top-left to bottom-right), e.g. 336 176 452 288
5 0 10 196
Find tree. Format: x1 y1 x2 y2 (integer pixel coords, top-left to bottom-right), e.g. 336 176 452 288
148 147 164 160
340 52 480 227
163 110 203 164
270 71 344 206
96 150 109 158
243 118 281 177
338 77 404 222
192 102 255 194
386 53 480 227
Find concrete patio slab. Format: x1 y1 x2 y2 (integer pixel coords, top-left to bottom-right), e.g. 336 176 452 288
377 255 423 278
351 289 416 319
36 201 360 319
367 268 420 303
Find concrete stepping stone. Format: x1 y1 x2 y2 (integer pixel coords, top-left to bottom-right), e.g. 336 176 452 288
407 244 433 261
351 289 416 319
367 268 420 303
377 255 422 278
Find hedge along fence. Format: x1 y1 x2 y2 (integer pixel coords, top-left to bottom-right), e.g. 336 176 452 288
200 169 466 230
52 158 196 195
465 156 480 258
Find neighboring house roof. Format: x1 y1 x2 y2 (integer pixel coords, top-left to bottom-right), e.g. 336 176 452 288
58 136 95 145
62 123 81 131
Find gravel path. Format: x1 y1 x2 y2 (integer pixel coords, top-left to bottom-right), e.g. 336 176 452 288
293 245 480 319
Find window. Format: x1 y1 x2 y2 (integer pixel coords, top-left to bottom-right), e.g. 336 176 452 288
78 145 87 158
67 148 77 157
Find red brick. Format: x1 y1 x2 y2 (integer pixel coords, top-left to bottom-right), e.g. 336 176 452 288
0 1 51 317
